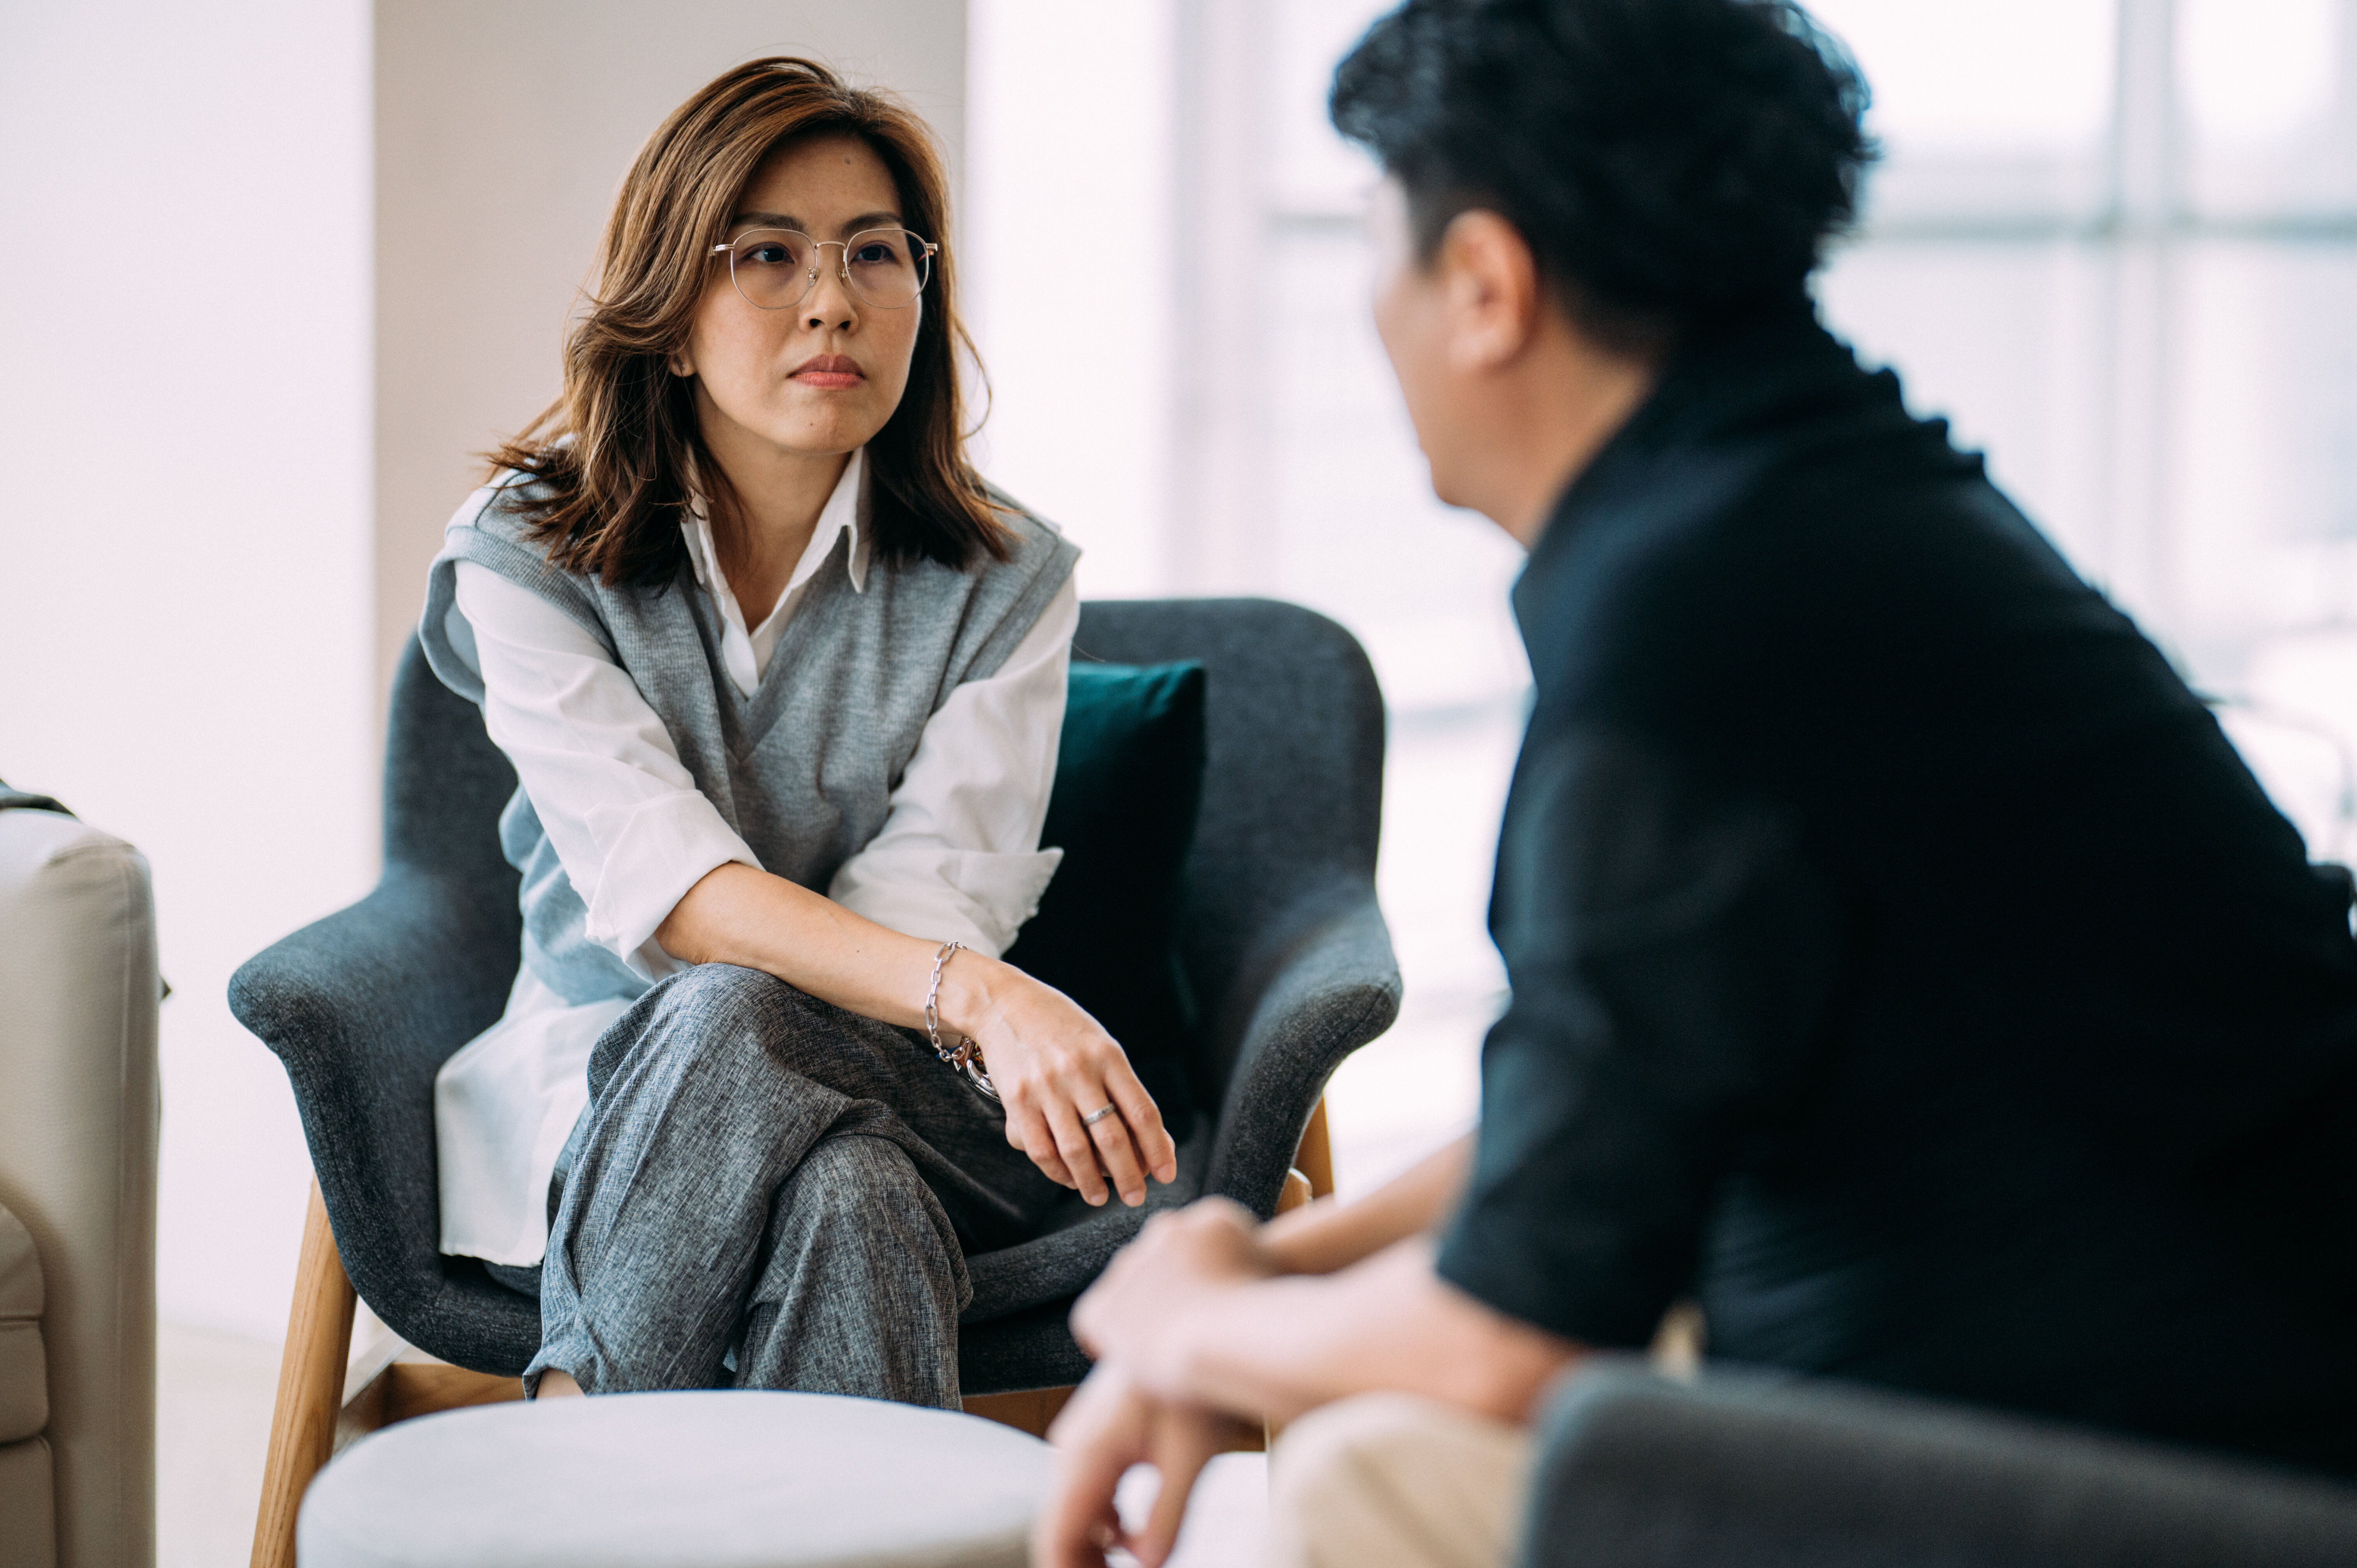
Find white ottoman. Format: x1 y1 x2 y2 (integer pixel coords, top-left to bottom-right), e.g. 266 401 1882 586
297 1391 1052 1568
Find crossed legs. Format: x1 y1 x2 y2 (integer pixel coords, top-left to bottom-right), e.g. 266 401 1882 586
527 962 1060 1407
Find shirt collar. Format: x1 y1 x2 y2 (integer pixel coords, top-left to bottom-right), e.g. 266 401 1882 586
680 447 870 601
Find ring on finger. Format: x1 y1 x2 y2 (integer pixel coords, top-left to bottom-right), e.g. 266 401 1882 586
1082 1103 1118 1127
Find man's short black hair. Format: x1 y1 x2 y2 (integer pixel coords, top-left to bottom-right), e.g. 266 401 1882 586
1330 0 1873 348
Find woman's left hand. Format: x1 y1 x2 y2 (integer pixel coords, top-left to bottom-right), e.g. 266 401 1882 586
944 953 1179 1206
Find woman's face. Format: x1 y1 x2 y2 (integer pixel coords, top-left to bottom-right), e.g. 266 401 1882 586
675 133 923 464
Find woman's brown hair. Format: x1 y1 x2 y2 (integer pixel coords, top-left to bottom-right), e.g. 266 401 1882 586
490 57 1009 586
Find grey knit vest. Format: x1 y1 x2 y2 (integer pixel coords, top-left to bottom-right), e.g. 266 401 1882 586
419 474 1080 1006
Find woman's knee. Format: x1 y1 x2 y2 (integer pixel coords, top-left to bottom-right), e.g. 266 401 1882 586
652 964 871 1075
776 1135 934 1222
590 963 816 1095
650 961 803 1026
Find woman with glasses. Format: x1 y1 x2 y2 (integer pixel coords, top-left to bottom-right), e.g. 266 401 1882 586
415 57 1176 1406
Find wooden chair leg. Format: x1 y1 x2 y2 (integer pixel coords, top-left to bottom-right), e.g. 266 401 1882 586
1295 1097 1334 1200
1254 1161 1320 1452
251 1180 357 1568
961 1386 1076 1437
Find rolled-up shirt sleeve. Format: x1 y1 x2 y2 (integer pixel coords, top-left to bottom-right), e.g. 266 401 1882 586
1436 722 1846 1348
827 576 1077 957
450 562 759 980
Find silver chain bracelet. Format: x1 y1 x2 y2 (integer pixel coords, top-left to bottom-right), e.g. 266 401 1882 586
925 940 1000 1101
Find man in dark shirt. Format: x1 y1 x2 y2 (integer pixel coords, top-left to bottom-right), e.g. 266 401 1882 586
1445 298 2357 1471
1035 3 2357 1564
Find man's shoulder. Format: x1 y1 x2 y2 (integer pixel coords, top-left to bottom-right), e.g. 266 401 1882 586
1515 447 1807 705
1533 437 2054 659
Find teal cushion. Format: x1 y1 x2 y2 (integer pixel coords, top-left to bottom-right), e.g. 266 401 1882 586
1003 660 1207 1140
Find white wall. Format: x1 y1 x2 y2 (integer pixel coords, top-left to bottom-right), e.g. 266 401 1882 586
0 2 375 1338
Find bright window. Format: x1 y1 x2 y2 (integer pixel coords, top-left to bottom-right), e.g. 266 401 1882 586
968 0 2357 1184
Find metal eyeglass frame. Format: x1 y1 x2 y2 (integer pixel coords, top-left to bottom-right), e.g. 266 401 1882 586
708 227 939 311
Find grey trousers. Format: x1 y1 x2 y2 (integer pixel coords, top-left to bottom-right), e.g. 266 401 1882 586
521 962 1066 1408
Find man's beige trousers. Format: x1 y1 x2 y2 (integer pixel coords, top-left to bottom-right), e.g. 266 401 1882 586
1267 1393 1534 1568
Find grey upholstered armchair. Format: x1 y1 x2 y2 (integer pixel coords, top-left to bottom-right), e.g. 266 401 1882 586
229 597 1399 1566
1520 1360 2357 1567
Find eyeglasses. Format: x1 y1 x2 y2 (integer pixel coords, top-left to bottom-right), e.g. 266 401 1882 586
709 227 938 311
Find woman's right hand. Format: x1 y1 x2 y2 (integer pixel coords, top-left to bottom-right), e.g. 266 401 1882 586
942 952 1178 1207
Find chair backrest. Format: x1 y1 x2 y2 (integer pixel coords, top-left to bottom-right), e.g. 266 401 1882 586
1070 600 1386 1090
383 634 522 910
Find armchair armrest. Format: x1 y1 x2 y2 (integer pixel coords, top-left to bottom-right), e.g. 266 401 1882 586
230 867 517 1075
1201 881 1401 1215
228 865 519 1339
1521 1360 2357 1568
0 809 161 1568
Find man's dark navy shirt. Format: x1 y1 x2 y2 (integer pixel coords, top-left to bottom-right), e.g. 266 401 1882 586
1433 303 2357 1474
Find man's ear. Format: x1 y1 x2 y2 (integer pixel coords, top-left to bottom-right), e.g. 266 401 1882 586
1438 210 1543 374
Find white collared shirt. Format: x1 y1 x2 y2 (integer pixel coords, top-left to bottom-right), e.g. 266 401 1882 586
429 450 1077 1264
682 446 874 700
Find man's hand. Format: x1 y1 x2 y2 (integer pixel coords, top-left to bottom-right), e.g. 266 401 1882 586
1035 1201 1273 1567
1032 1367 1246 1568
1070 1198 1274 1391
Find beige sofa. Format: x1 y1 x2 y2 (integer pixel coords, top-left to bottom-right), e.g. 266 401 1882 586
0 803 159 1568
